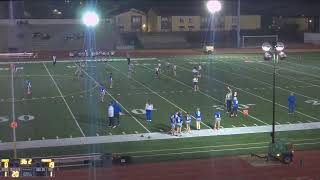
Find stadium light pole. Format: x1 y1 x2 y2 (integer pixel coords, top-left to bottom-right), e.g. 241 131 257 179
206 0 222 46
262 42 286 144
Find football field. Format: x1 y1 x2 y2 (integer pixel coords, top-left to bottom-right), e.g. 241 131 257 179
0 53 320 158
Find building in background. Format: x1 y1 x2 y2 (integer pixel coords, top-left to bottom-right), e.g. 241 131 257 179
114 8 147 32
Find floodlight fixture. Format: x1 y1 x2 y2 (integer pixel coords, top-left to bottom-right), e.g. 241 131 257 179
207 0 222 14
262 42 272 52
82 11 100 27
275 42 285 52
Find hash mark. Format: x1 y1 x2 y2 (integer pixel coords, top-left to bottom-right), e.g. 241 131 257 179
254 124 258 126
109 133 112 135
286 122 291 124
297 121 303 123
134 131 138 134
276 122 280 125
242 124 247 127
122 132 126 135
96 133 99 136
159 129 164 132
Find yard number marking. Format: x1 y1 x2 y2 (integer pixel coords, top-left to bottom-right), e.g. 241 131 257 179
305 100 320 106
0 114 34 123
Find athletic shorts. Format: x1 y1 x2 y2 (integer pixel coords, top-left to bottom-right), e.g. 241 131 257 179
196 118 201 121
176 123 182 127
185 120 191 125
215 118 221 122
170 123 175 129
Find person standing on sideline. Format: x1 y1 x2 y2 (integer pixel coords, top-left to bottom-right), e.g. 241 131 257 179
175 112 183 136
169 114 176 136
52 55 57 66
225 86 233 114
108 102 115 128
214 111 221 130
113 101 122 126
195 108 202 130
145 100 153 123
288 92 296 114
231 96 239 117
185 112 192 133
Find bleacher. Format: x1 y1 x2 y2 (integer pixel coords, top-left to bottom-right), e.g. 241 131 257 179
138 32 190 49
0 23 117 52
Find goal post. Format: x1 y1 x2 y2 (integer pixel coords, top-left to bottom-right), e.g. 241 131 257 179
242 35 278 48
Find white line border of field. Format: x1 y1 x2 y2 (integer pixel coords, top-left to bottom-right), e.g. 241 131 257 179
1 121 320 151
43 63 85 137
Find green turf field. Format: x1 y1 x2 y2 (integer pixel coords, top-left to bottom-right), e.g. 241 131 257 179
0 53 320 159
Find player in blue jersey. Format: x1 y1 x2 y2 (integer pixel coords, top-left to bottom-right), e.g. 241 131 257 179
108 73 113 89
99 86 107 102
145 100 153 123
288 92 296 114
195 108 201 130
214 111 221 130
185 112 192 133
169 114 176 136
231 96 239 117
175 112 183 135
26 80 32 95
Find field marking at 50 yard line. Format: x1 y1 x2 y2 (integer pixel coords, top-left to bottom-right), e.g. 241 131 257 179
203 57 320 101
75 63 151 134
43 63 86 137
140 64 269 126
107 63 212 129
176 62 319 122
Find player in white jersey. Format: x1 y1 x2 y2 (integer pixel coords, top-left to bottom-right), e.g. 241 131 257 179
166 62 170 72
26 80 32 95
155 66 160 78
192 67 198 77
193 76 199 92
74 63 82 79
99 86 107 102
198 64 202 78
128 63 134 78
173 64 177 77
145 100 153 123
108 73 113 88
52 55 57 66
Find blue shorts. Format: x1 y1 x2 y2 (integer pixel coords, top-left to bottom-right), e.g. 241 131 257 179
170 123 175 129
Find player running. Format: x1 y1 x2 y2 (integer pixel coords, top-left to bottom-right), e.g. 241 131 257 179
26 80 32 95
145 100 153 123
193 76 199 92
108 73 113 88
214 111 221 130
128 63 134 78
195 108 202 130
185 112 192 133
99 86 107 102
52 55 57 66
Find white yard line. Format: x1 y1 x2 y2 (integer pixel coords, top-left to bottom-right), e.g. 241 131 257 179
211 59 319 101
143 63 269 126
76 64 151 133
43 63 85 137
1 121 320 151
177 64 319 121
108 63 212 129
